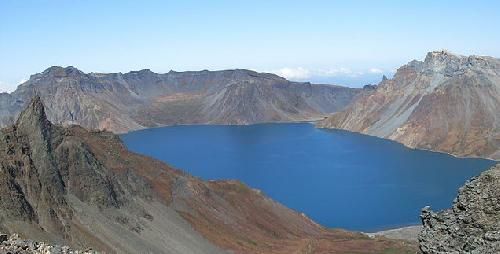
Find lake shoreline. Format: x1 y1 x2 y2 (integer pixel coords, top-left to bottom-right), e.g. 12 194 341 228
123 120 498 162
116 116 329 134
315 125 499 162
364 225 422 242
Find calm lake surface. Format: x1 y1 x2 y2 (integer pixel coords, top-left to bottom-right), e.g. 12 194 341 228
121 123 497 232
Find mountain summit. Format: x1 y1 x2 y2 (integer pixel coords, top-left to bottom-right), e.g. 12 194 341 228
318 50 500 160
15 96 51 137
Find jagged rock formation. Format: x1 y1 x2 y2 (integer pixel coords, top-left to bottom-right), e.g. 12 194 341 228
0 97 416 253
0 67 360 133
419 164 500 253
318 50 500 160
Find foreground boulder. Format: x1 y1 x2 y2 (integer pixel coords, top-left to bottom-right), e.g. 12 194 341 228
0 233 96 254
419 164 500 253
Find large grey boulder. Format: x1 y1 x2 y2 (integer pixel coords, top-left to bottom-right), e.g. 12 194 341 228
419 164 500 254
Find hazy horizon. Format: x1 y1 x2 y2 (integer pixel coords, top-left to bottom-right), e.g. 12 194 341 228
1 0 500 92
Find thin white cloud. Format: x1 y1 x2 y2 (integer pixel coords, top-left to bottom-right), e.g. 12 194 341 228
0 80 23 93
368 68 384 74
319 67 353 76
270 67 359 80
272 67 311 80
0 81 6 93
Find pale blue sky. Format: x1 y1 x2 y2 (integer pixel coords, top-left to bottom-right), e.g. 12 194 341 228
1 0 499 92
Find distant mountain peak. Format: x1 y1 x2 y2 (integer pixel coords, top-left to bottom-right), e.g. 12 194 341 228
123 69 157 79
41 66 84 78
427 49 457 57
127 68 153 74
424 50 462 64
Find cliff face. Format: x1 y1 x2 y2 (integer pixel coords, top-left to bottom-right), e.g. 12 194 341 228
0 97 415 253
419 164 500 253
0 67 360 133
318 51 500 160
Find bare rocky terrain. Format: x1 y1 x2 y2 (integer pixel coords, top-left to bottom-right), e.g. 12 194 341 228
419 163 500 253
0 67 360 133
0 97 416 253
318 50 500 160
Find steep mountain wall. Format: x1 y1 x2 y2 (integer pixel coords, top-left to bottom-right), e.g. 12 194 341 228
318 51 500 160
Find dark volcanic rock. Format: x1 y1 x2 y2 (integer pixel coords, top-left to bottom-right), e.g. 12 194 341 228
362 84 377 90
0 68 360 133
419 164 500 253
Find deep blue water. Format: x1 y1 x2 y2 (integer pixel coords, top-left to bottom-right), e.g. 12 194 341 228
121 123 497 232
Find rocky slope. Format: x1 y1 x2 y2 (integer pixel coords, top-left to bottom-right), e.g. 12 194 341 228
318 50 500 160
419 163 500 253
0 97 416 253
0 67 360 133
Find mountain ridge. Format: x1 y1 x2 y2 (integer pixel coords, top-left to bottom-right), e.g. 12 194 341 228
318 50 500 160
0 67 361 133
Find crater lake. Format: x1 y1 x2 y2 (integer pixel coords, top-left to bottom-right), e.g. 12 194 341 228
121 123 497 232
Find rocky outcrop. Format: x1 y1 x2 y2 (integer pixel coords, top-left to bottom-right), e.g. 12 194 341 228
419 164 500 253
0 233 96 254
0 67 360 133
318 50 500 160
0 97 416 253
